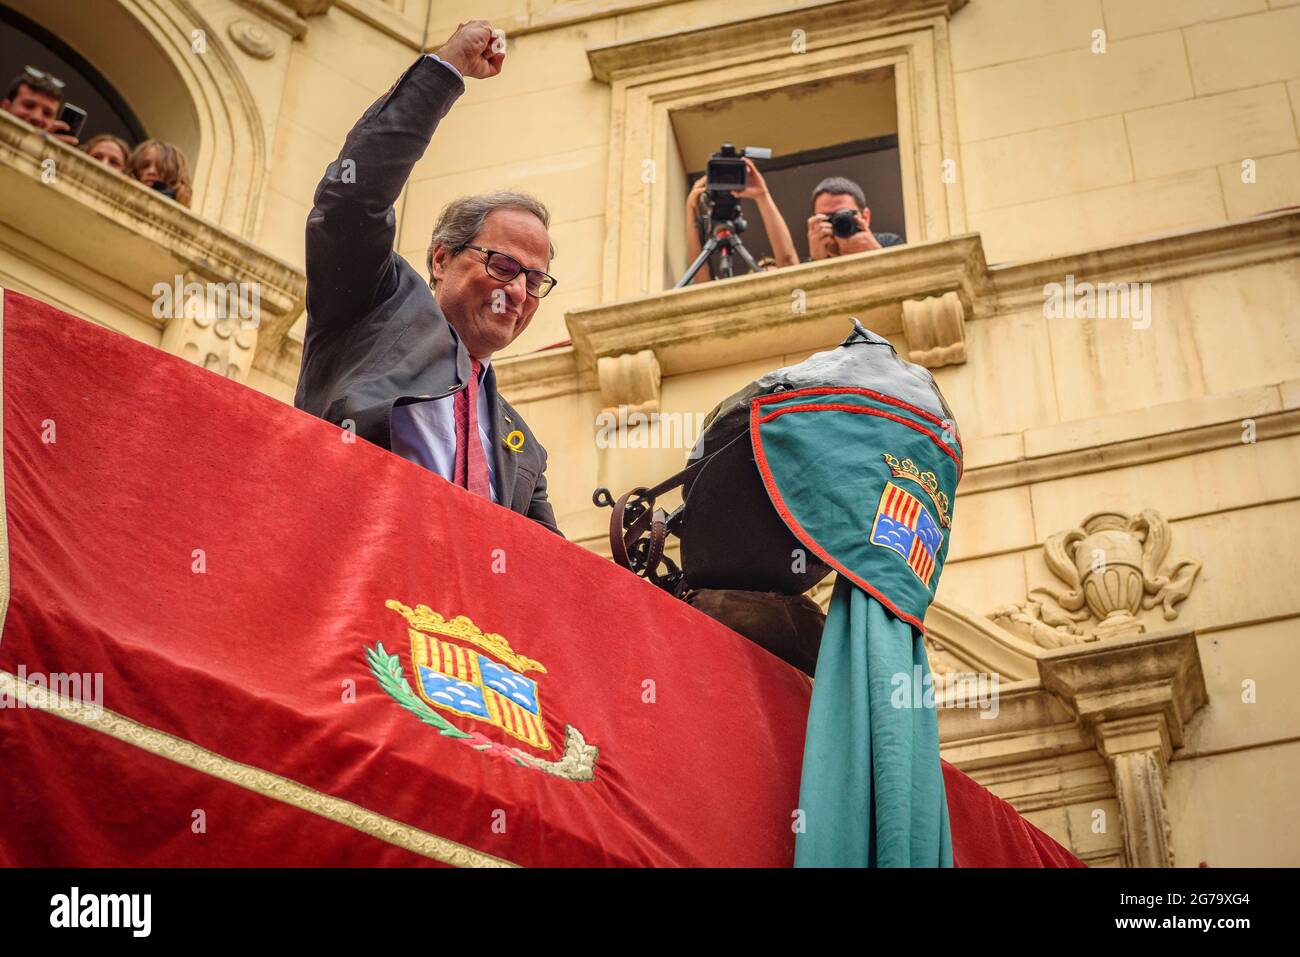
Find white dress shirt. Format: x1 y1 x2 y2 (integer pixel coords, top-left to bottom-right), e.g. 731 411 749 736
390 359 499 503
426 53 463 82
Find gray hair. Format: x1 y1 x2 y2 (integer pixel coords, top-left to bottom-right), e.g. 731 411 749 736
426 190 556 280
811 176 866 211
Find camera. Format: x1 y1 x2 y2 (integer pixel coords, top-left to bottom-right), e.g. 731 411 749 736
828 208 862 239
676 143 774 286
703 143 772 225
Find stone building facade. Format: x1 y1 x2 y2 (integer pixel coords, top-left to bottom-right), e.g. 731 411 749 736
1 0 1297 866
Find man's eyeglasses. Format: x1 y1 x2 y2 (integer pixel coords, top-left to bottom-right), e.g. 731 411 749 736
24 65 66 90
461 244 557 298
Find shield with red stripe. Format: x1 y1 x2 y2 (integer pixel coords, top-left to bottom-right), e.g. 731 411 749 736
869 481 944 588
411 627 551 752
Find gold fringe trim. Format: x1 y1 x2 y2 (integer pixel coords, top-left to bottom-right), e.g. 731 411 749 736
0 672 516 868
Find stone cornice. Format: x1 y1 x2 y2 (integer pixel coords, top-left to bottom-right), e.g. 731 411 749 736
278 0 335 17
232 0 309 39
1037 627 1208 867
924 601 1042 681
492 0 679 40
0 111 305 365
502 211 1300 406
960 383 1300 496
987 206 1300 311
233 0 425 47
1038 628 1208 752
565 233 991 388
938 683 1079 752
585 0 968 83
495 345 582 405
341 0 426 49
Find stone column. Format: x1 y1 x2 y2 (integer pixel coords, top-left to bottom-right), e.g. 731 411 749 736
1038 628 1206 868
1095 715 1174 867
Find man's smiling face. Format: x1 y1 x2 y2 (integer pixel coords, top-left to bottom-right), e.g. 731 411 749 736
1 83 60 131
431 208 551 359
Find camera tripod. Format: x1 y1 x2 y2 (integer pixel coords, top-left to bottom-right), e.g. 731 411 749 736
674 216 763 287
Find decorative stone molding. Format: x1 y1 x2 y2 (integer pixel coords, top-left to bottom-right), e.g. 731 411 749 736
494 210 1300 410
990 509 1201 648
587 0 966 83
805 582 1042 685
351 0 427 48
490 0 669 37
232 0 309 39
1038 628 1208 867
587 0 969 301
922 600 1041 682
280 0 335 16
938 683 1100 776
8 0 273 235
989 207 1300 314
1098 719 1175 868
566 233 991 383
228 18 278 59
596 350 661 415
960 383 1300 494
495 345 582 405
157 270 260 382
0 112 305 374
499 0 964 42
901 291 966 368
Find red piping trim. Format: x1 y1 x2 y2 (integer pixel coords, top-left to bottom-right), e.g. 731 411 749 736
756 402 963 476
753 386 963 478
753 386 960 443
748 401 929 636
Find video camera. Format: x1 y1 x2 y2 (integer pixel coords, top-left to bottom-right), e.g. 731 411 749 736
676 143 773 286
702 143 772 227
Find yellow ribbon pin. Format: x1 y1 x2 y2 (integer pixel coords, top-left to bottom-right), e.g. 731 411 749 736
504 429 526 452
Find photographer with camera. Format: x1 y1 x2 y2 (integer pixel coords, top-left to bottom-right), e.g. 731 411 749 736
806 176 902 261
1 66 81 146
683 154 798 285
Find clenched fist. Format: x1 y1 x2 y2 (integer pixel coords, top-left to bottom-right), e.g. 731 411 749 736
434 20 506 80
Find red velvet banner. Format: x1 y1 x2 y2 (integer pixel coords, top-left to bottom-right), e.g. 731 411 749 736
0 290 1081 868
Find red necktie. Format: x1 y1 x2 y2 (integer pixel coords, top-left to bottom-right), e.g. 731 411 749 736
453 358 492 499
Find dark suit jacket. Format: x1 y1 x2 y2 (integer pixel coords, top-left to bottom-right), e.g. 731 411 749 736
294 56 561 535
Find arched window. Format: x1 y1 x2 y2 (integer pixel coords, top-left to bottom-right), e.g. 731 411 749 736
0 0 301 386
0 0 268 234
0 3 147 146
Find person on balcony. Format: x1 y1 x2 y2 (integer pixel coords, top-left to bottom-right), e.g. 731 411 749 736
128 139 193 207
805 175 903 262
1 67 78 145
82 133 131 173
684 159 800 283
294 19 563 536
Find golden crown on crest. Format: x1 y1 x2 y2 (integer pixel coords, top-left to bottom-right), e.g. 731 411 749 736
385 600 547 675
882 453 952 527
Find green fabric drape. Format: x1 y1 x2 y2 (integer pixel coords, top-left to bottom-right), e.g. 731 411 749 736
794 575 953 867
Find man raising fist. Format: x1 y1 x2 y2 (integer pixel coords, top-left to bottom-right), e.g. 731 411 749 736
433 19 506 78
296 20 564 535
